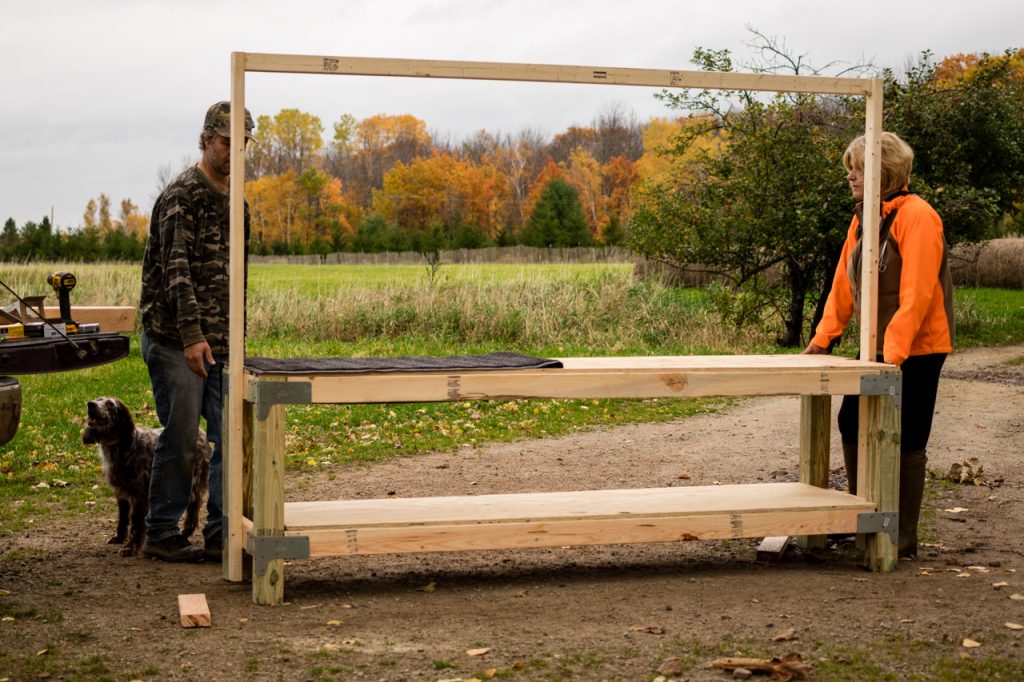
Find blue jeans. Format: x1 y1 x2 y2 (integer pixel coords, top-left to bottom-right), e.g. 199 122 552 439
140 331 223 544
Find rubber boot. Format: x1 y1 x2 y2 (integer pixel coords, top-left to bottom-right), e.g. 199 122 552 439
898 449 928 559
842 442 859 495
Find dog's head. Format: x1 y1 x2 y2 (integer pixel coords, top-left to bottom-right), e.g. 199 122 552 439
81 397 135 446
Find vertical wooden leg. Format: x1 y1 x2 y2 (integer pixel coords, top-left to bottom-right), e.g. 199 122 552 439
860 390 900 572
223 387 247 582
253 381 286 605
797 395 831 550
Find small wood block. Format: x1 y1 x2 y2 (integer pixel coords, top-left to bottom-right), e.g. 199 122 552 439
756 536 791 563
177 593 211 628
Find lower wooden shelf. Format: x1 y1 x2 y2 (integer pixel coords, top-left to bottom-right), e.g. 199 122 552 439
270 482 874 557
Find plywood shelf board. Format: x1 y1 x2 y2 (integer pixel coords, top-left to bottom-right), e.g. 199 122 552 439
283 482 873 530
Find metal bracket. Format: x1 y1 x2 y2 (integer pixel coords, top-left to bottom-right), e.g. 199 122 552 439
246 534 310 577
857 511 899 544
860 374 902 410
251 380 312 420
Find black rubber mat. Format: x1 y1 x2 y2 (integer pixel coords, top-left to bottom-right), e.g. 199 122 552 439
244 351 563 375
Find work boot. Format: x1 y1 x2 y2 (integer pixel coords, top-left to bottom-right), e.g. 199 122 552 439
898 449 928 559
842 441 859 495
142 534 205 563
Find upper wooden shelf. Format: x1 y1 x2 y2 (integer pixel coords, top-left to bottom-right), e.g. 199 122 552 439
241 355 896 404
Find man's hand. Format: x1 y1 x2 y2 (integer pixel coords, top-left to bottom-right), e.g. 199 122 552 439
184 340 215 378
802 341 829 355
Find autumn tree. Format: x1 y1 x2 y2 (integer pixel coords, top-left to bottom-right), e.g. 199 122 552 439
372 152 506 247
345 114 433 205
884 49 1024 241
630 45 862 347
248 109 325 178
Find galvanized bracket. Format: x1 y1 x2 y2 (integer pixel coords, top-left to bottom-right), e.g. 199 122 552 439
246 533 310 577
857 511 898 545
250 380 312 420
860 374 902 410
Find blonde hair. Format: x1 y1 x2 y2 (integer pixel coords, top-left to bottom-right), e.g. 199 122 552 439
843 132 914 197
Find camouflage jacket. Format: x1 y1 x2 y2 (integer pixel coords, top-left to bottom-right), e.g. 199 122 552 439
140 165 249 355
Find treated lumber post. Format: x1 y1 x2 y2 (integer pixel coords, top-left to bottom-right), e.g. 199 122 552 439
224 50 247 583
224 392 254 582
797 395 831 550
253 378 287 605
860 389 900 572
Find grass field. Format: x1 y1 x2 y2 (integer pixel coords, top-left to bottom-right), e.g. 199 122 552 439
1 261 1022 533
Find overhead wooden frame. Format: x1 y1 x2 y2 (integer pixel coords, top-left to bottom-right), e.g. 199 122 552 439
225 53 885 582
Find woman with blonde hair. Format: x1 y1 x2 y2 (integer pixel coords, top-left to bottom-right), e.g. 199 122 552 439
804 131 954 558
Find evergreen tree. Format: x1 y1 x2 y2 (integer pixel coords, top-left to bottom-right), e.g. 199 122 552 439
521 178 593 247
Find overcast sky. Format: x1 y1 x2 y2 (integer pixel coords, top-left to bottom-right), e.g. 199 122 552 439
2 0 1021 229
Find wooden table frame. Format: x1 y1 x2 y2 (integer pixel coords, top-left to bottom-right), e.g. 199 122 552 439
222 53 893 604
231 355 899 604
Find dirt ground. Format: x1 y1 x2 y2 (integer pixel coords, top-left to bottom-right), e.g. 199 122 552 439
2 344 1023 681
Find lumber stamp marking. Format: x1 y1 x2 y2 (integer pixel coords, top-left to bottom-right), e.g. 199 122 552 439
177 593 211 628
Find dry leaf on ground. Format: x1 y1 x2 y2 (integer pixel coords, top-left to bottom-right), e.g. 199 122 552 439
629 625 665 635
710 653 811 681
656 657 683 676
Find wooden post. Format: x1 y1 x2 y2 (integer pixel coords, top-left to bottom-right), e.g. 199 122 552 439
253 378 287 605
861 389 900 572
859 78 884 362
224 51 247 583
797 395 831 550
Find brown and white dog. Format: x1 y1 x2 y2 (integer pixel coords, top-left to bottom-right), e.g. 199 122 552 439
81 397 210 556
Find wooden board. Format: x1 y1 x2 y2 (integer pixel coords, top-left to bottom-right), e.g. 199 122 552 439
45 306 136 332
177 593 211 628
756 536 792 563
276 483 874 557
242 53 872 96
243 355 894 405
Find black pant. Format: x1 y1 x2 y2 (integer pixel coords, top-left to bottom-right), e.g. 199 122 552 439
838 353 946 452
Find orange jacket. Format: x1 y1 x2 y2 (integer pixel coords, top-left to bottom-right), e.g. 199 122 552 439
812 191 954 365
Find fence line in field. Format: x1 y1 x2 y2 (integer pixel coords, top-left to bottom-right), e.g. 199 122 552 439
250 246 636 266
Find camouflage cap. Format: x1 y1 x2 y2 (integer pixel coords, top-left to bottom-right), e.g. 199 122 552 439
203 101 255 139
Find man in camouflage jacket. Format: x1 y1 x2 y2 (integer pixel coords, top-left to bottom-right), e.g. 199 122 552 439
139 101 251 562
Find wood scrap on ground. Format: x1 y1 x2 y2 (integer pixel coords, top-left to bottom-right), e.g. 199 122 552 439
177 593 211 628
756 536 791 563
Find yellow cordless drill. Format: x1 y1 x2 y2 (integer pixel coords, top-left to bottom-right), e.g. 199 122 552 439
47 271 78 334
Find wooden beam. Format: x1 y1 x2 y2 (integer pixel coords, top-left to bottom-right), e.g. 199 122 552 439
252 378 286 605
243 355 891 406
861 389 900 572
224 51 247 584
42 306 135 332
242 53 872 96
177 593 211 628
859 78 885 361
797 395 831 550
